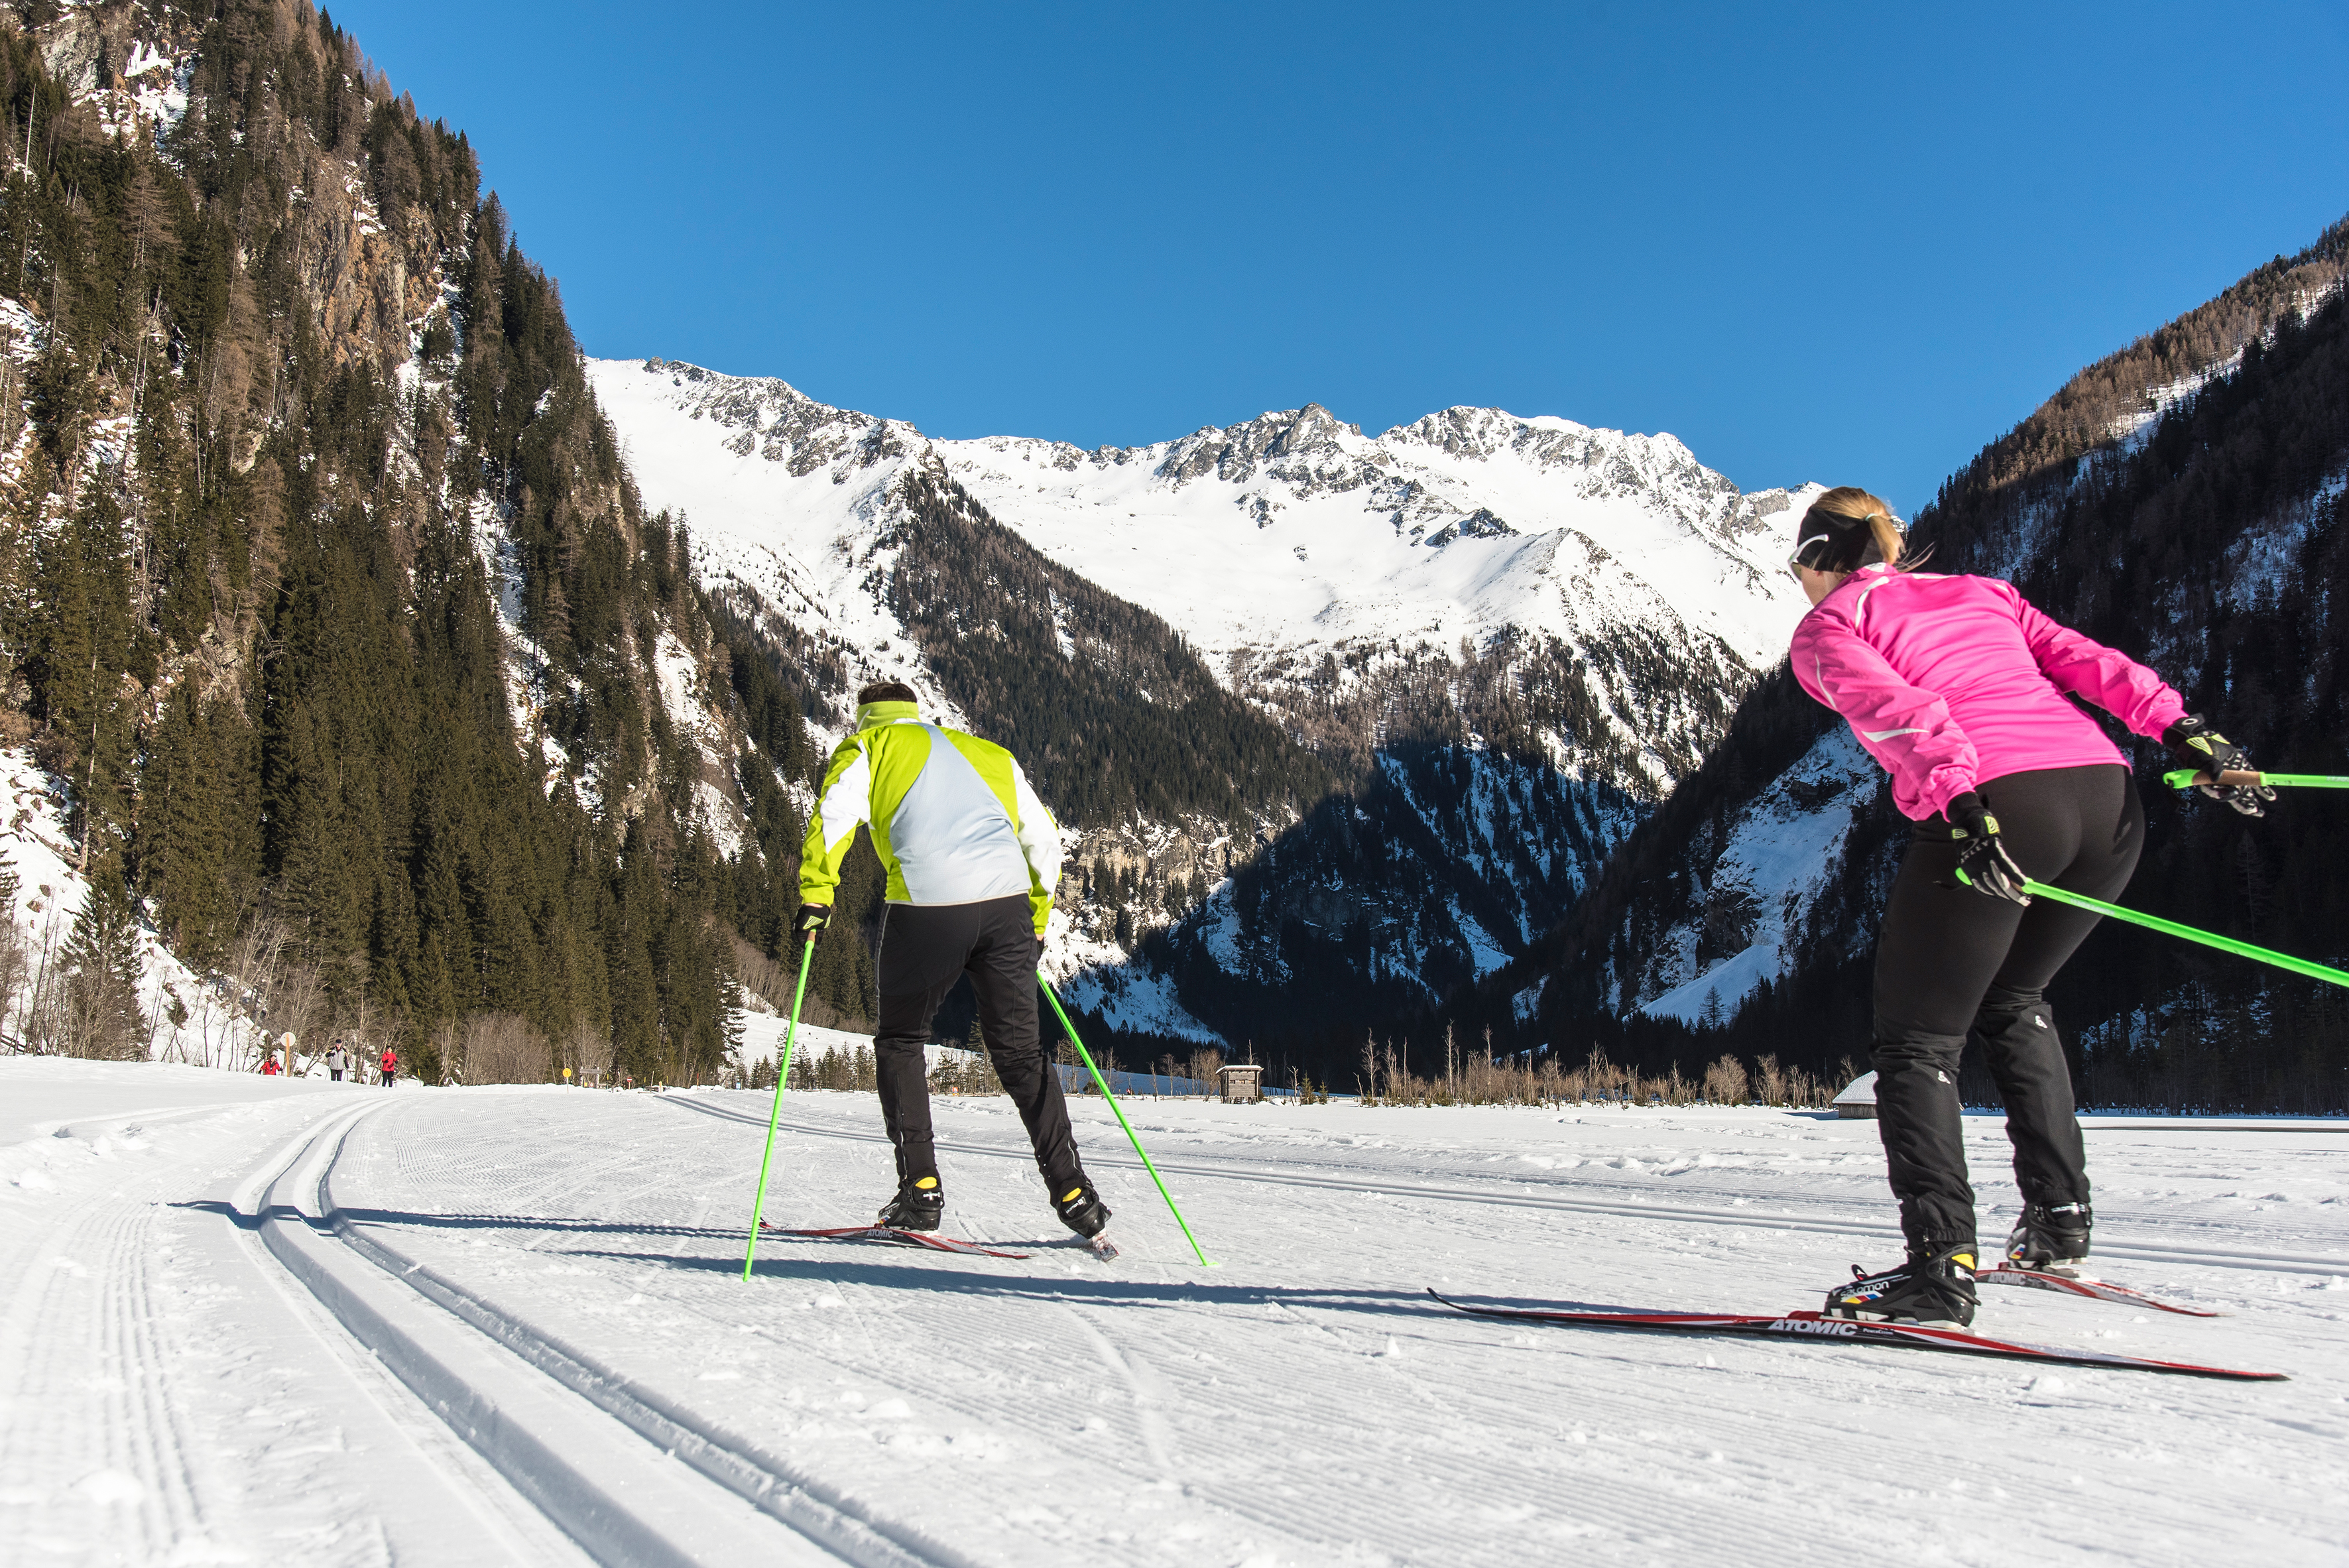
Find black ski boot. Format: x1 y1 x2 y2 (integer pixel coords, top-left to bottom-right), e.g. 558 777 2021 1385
2005 1201 2092 1276
1052 1179 1111 1239
877 1176 943 1232
1826 1242 1979 1329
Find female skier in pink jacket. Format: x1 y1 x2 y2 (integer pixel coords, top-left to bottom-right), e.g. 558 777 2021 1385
1785 487 2268 1327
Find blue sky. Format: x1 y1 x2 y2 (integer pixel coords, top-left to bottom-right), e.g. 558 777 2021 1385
330 2 2347 514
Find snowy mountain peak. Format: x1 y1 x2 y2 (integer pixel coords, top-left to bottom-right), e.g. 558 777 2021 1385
1153 401 1370 489
589 355 1819 781
633 357 921 480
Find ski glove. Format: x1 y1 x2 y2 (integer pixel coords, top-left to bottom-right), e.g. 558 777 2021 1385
793 902 833 939
2162 715 2274 816
1945 792 2031 905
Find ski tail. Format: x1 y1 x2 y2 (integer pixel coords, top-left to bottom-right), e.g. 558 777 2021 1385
762 1223 1031 1260
1977 1264 2223 1317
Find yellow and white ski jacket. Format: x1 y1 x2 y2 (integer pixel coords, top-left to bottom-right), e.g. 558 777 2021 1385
798 701 1063 935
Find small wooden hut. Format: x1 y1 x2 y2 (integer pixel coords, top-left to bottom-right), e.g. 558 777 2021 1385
1217 1063 1264 1103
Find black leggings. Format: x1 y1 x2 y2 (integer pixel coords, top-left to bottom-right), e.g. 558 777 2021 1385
873 895 1083 1192
1872 764 2143 1250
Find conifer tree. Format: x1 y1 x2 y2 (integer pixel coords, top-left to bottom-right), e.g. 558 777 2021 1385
62 870 147 1059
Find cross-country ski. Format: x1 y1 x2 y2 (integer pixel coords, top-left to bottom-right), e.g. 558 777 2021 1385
1425 1291 2282 1380
758 1221 1035 1260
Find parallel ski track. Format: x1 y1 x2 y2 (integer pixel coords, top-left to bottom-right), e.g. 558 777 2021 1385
247 1103 978 1568
663 1098 2349 1277
351 1115 1374 1564
357 1111 1793 1564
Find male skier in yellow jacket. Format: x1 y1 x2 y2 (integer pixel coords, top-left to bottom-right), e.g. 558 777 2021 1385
795 682 1110 1240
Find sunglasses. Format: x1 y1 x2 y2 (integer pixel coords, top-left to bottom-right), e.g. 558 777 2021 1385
1787 532 1832 581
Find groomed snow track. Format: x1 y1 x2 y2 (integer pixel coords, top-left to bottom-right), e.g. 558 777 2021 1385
660 1096 2349 1278
243 1102 975 1568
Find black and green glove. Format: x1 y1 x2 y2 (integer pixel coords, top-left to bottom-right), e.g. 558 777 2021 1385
1946 792 2031 905
2163 715 2275 817
793 902 833 940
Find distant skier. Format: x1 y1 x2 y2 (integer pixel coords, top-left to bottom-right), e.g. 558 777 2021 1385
794 680 1109 1242
1785 488 2267 1327
379 1046 398 1088
327 1040 345 1082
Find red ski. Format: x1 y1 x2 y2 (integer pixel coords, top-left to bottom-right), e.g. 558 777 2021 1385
762 1223 1031 1260
1427 1290 2283 1381
1978 1264 2222 1317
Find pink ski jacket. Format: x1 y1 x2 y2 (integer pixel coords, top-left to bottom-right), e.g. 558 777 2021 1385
1789 567 2186 822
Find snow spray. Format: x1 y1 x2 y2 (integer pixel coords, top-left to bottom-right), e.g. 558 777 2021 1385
1038 975 1216 1266
741 937 817 1280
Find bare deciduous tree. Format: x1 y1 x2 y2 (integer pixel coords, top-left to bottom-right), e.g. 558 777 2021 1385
462 1012 552 1085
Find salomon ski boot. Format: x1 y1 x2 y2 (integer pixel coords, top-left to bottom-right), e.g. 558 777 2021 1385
877 1176 944 1232
1826 1243 1979 1329
1053 1179 1111 1239
2005 1201 2092 1276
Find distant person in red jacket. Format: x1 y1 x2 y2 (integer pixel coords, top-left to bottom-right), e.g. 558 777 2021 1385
260 1052 280 1077
379 1047 398 1087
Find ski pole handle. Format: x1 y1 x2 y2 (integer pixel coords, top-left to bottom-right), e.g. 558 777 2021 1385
2022 880 2349 991
742 936 817 1280
1038 973 1215 1266
2163 768 2349 790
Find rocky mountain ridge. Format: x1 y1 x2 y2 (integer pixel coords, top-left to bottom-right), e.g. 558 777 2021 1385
589 355 1817 1060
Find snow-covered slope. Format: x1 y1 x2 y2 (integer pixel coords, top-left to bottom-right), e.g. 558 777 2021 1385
588 358 1815 792
937 403 1810 722
585 362 968 723
1633 729 1872 1024
0 751 251 1069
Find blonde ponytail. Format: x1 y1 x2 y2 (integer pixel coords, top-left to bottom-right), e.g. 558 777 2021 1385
1799 485 1915 573
1866 510 1903 569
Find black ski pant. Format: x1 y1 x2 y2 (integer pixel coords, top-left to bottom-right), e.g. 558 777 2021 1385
1872 763 2141 1252
874 895 1083 1193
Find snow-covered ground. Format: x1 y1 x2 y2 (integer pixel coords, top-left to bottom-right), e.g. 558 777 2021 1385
7 1059 2346 1566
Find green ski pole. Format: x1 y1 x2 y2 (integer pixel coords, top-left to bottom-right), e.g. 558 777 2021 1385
2021 880 2349 991
1038 975 1215 1266
741 937 817 1281
2163 768 2349 791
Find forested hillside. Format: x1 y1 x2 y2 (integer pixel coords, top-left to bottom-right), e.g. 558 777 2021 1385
0 0 794 1083
1484 215 2349 1112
